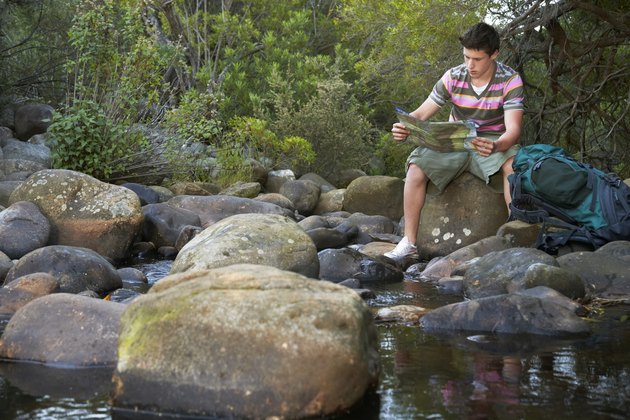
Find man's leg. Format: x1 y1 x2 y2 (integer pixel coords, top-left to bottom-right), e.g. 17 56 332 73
403 163 429 244
500 156 515 209
385 163 429 259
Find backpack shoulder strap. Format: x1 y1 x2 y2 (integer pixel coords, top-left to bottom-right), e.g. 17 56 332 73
535 218 597 254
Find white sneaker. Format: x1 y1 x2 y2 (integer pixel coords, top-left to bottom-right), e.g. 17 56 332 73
384 236 417 259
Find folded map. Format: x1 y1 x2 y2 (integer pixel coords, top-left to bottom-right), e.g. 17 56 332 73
395 107 478 153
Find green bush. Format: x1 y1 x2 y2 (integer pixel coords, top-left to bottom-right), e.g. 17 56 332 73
374 132 416 178
164 90 224 145
48 100 147 179
269 75 376 176
217 116 315 186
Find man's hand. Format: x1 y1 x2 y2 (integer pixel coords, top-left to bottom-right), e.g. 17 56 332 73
392 122 411 142
471 137 496 157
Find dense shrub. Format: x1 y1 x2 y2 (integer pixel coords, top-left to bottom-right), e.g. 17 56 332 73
374 132 417 179
48 100 147 179
163 90 224 147
217 116 315 186
269 75 376 176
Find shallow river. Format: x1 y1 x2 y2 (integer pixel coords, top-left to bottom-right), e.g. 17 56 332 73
1 260 629 419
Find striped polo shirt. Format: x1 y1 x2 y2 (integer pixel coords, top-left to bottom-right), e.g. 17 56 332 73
429 61 524 136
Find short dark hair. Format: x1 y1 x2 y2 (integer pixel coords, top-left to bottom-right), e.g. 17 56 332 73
459 22 500 56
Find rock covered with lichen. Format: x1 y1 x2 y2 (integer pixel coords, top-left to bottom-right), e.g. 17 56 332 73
8 169 143 261
112 264 380 418
170 213 319 278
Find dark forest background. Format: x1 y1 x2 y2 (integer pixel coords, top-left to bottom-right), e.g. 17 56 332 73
1 0 628 183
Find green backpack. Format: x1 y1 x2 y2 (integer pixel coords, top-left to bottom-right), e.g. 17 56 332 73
508 144 630 254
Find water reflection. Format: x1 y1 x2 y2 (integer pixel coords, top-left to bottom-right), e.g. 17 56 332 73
0 363 113 418
376 309 630 419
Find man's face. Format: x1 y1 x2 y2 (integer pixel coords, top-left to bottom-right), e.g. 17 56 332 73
463 47 498 81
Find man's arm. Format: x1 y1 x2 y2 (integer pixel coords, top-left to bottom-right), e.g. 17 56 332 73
471 109 523 156
495 109 523 151
409 98 442 121
391 98 441 142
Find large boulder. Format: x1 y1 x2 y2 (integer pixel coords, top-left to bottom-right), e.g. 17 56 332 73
0 201 50 259
463 247 558 299
420 293 590 336
4 245 122 295
112 264 380 418
0 181 22 207
0 272 59 318
0 293 125 366
167 194 294 227
142 203 202 248
313 189 345 215
419 236 512 282
280 179 321 215
170 214 319 278
418 172 509 257
9 169 143 261
13 103 54 141
343 176 404 221
318 248 402 284
2 139 51 167
557 251 630 300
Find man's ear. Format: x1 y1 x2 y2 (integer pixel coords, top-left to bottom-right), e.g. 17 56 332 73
490 50 499 60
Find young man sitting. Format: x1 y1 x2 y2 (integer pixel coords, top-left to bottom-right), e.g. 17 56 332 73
385 22 525 260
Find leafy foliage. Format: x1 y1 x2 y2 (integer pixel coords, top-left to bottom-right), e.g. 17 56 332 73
217 116 315 186
48 100 147 179
270 75 376 176
164 89 224 145
374 133 416 179
336 0 485 123
0 0 78 101
496 0 630 177
3 0 630 183
44 0 182 181
66 0 179 123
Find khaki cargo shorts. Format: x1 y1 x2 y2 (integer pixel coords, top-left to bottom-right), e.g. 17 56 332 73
405 137 519 193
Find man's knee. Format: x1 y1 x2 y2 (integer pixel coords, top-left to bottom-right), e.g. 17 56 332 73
501 156 515 175
406 164 428 185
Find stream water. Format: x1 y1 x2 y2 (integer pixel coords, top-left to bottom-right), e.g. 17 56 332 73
1 260 629 419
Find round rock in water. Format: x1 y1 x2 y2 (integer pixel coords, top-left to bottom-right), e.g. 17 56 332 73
170 213 319 278
142 203 201 248
0 293 125 366
420 294 590 336
112 264 380 419
4 245 122 295
318 247 402 284
0 201 50 259
463 247 557 299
